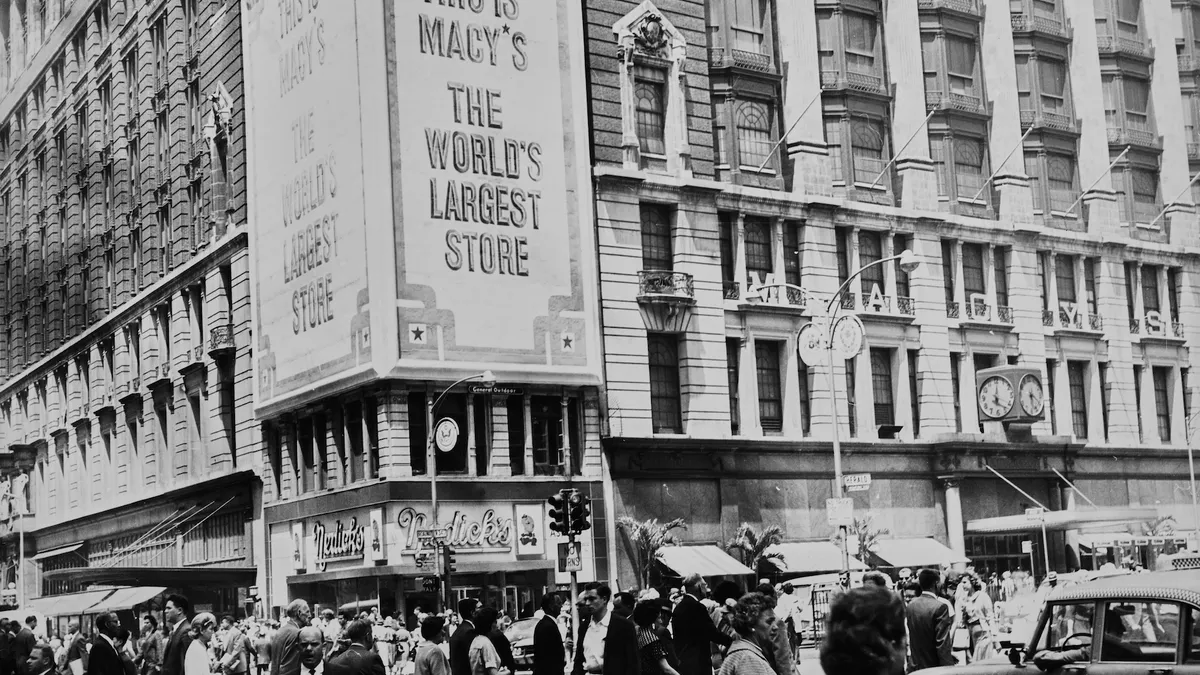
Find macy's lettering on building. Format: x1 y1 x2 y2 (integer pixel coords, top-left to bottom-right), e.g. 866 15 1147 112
313 517 366 571
397 506 514 554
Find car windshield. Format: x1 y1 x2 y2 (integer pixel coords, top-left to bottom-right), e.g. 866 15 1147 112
1036 601 1095 652
505 618 538 641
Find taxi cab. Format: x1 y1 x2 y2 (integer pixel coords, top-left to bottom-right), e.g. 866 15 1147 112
925 569 1200 674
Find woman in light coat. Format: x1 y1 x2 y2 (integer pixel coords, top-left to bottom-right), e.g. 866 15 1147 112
185 613 218 675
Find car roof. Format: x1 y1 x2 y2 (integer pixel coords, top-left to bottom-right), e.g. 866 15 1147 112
1047 570 1200 606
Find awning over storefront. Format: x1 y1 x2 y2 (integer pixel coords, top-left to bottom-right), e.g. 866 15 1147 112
849 538 970 568
657 545 753 577
87 586 168 613
966 507 1162 534
42 566 256 586
766 542 866 574
30 542 84 561
26 589 113 616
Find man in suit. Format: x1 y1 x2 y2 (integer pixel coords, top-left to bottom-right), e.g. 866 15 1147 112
906 568 954 671
218 616 249 675
447 598 479 675
22 644 54 675
671 574 731 675
87 613 126 675
532 593 565 675
161 595 193 675
325 620 384 675
296 628 325 675
270 599 310 675
572 582 639 675
12 617 34 675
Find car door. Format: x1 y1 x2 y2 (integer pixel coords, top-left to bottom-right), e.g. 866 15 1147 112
1021 600 1101 675
1086 600 1200 675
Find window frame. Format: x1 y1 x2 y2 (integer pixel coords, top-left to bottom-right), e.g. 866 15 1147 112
639 204 673 272
870 347 895 427
647 333 683 434
755 340 783 433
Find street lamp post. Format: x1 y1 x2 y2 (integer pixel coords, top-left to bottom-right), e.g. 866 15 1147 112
749 249 920 574
1186 412 1200 550
426 370 496 608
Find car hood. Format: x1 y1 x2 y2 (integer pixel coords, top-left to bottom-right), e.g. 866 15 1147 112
921 656 1020 675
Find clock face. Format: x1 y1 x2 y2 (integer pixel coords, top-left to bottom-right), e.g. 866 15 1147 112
1019 374 1045 417
978 375 1015 419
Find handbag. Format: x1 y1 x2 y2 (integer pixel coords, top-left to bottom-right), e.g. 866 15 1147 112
952 627 971 652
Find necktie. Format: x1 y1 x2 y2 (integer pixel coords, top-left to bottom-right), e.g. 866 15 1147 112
308 669 316 675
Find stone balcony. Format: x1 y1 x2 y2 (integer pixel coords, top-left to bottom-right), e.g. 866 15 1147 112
637 270 696 333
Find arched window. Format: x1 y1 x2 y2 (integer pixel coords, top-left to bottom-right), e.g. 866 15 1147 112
850 118 886 184
634 69 666 156
954 138 985 197
736 100 773 169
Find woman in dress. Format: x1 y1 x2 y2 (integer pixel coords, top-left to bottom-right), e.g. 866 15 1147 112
185 613 218 675
819 585 907 675
717 593 777 675
958 573 994 662
633 601 680 675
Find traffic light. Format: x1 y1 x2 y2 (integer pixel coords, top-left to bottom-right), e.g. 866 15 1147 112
443 546 458 574
569 490 591 533
548 489 569 534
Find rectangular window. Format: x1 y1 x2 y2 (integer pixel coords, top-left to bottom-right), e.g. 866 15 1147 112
720 213 735 286
1134 365 1145 441
1099 362 1111 441
756 340 782 432
798 358 811 436
851 118 887 186
845 357 857 437
744 216 772 280
727 339 739 435
1047 154 1077 215
736 100 774 170
1025 152 1043 212
941 239 955 304
995 247 1010 307
870 348 894 427
1085 258 1098 316
1038 58 1068 115
640 204 672 271
1046 359 1058 436
1123 77 1150 130
634 66 666 157
844 11 878 74
1067 360 1088 439
505 395 524 476
954 138 986 199
1056 254 1077 304
950 354 961 432
824 117 843 181
836 226 850 285
1154 366 1171 443
1142 264 1160 313
1125 262 1138 324
783 221 801 287
962 243 986 299
908 350 920 438
894 234 912 298
1168 268 1181 320
1184 368 1192 423
946 35 977 95
1131 168 1159 224
647 334 683 433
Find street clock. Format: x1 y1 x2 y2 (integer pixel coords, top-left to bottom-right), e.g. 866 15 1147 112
976 365 1044 423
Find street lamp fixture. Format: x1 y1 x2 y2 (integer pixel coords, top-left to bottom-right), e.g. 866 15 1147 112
426 370 496 608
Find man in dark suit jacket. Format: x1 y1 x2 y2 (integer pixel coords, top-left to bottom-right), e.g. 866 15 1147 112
671 575 731 675
572 582 639 675
532 593 565 675
269 599 310 675
161 594 193 675
906 568 954 671
86 613 126 675
12 617 35 675
325 621 384 675
448 598 479 675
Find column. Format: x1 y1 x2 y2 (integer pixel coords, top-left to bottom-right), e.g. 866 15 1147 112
952 241 966 311
849 227 862 304
738 336 761 437
1054 358 1073 438
1133 263 1145 330
1074 256 1088 329
982 245 997 319
560 395 572 475
884 0 938 210
1172 366 1187 445
960 352 980 433
1087 360 1106 443
379 390 412 479
522 393 534 472
1047 253 1060 327
981 0 1035 225
895 346 914 440
1138 362 1156 443
733 213 747 299
776 0 830 196
783 333 802 437
772 217 786 289
941 476 966 561
466 394 477 476
853 347 874 438
1158 266 1173 332
1145 0 1197 246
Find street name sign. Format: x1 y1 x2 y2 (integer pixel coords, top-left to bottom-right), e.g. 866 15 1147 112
826 497 854 527
844 474 872 492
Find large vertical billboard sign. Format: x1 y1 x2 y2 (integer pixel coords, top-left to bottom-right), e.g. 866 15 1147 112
393 0 594 370
243 0 375 409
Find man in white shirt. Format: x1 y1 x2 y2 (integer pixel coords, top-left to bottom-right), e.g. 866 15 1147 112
297 628 325 675
775 582 800 654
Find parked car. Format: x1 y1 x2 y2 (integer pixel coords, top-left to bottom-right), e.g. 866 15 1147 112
504 617 539 671
924 569 1200 674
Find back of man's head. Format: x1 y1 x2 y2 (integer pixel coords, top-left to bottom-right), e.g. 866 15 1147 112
917 568 940 592
342 620 372 645
285 599 309 621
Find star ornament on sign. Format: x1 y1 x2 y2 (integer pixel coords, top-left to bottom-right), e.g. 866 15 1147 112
561 332 575 352
409 324 427 344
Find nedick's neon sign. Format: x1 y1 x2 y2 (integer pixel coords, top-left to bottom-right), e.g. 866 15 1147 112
312 517 366 570
397 507 514 552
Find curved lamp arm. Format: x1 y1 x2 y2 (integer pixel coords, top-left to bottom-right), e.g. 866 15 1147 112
429 370 497 417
